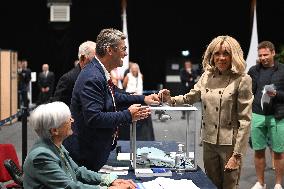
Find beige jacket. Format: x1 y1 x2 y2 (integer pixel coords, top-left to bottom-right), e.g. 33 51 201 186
172 69 253 156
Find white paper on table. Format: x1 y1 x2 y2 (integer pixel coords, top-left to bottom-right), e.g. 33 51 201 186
155 177 176 189
138 177 200 189
98 165 129 175
112 166 129 171
261 84 275 110
178 179 200 189
135 168 153 174
117 153 130 160
140 180 163 189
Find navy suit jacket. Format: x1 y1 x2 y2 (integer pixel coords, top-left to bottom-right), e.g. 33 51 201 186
66 58 145 171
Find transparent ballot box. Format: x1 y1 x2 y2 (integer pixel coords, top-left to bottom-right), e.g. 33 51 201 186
129 105 198 173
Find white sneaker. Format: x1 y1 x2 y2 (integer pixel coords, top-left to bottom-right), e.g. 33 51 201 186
251 182 267 189
274 184 283 189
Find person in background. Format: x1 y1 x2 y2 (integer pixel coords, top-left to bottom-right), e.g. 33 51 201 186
22 60 32 105
120 62 155 141
17 59 31 114
23 101 137 189
179 59 197 119
66 28 159 171
248 41 284 189
110 67 124 89
17 60 23 108
52 41 96 106
123 63 143 95
159 35 253 189
37 64 55 105
123 61 134 81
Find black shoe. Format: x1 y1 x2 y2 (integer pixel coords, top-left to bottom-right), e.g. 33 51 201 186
181 115 186 119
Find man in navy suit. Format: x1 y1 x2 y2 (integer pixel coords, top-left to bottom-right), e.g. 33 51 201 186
65 28 159 171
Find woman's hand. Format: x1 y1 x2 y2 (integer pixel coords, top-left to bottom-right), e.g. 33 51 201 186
109 179 137 189
224 155 240 171
158 89 172 103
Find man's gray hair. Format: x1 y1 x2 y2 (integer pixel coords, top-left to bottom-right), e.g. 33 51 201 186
30 101 71 139
96 28 126 57
78 41 96 60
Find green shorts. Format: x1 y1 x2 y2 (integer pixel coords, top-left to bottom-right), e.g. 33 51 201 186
251 113 284 153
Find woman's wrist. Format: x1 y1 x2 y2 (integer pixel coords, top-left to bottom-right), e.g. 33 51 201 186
169 97 175 106
233 153 242 159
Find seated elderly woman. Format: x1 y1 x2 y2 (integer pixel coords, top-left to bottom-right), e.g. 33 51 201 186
23 101 136 189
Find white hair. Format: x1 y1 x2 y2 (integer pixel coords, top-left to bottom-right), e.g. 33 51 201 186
78 41 96 60
130 63 140 72
30 102 71 139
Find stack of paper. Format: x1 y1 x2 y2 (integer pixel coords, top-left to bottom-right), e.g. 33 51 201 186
98 165 129 175
137 177 200 189
135 168 154 177
117 152 131 161
135 168 172 177
261 84 275 110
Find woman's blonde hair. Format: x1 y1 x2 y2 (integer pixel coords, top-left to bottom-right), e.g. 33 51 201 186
202 35 246 74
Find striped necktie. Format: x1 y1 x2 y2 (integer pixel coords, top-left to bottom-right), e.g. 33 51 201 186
107 79 118 147
108 79 115 96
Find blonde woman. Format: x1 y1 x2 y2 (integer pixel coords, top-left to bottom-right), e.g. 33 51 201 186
159 36 253 189
123 63 143 95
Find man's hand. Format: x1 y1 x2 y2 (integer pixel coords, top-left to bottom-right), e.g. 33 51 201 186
109 179 137 189
144 93 160 105
128 104 151 121
41 87 50 93
267 90 276 97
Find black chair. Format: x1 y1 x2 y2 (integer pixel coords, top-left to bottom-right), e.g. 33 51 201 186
3 159 23 187
0 144 23 189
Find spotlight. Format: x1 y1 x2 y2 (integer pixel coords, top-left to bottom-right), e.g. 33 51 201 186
181 50 190 57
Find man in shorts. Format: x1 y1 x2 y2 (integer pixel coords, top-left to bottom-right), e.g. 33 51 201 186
248 41 284 189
